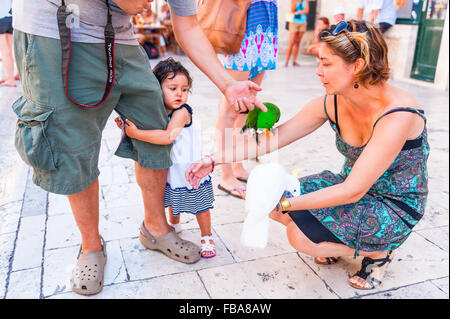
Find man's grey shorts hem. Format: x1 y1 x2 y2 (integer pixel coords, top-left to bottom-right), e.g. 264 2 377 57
33 168 100 195
115 149 172 170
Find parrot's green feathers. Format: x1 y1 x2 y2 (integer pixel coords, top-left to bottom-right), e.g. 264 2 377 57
256 102 280 130
240 102 280 134
240 108 261 133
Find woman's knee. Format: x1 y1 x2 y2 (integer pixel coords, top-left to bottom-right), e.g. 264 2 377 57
286 222 316 253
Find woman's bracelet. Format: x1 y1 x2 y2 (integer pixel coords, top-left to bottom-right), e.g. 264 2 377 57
279 196 291 212
204 155 215 173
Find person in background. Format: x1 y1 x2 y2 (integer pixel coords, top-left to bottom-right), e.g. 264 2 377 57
216 0 279 200
308 16 330 58
0 2 18 87
134 7 167 56
333 6 346 23
133 7 156 44
357 0 397 33
285 0 309 67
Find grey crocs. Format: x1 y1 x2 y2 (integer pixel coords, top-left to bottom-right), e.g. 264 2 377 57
70 237 107 296
139 222 201 264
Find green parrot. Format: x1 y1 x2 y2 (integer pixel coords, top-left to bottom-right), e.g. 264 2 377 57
241 102 281 135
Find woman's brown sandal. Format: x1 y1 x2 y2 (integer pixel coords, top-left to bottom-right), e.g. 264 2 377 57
314 257 340 265
349 250 393 290
139 222 201 264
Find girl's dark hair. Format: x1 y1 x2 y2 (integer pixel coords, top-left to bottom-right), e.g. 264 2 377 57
152 57 193 90
319 20 390 86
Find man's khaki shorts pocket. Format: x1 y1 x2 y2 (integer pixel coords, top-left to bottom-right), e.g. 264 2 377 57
13 97 57 171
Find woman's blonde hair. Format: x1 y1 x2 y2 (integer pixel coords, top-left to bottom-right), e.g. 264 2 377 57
319 20 390 86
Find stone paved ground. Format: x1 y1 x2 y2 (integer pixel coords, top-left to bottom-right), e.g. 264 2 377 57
0 54 448 299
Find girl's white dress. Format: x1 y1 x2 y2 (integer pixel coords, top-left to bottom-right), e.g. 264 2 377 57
164 104 214 215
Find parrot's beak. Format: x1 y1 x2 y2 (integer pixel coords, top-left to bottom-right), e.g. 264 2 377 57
264 129 272 136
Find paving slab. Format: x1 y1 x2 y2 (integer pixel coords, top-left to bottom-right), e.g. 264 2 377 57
0 202 21 235
6 268 41 299
0 232 16 299
42 239 128 298
12 214 46 271
430 277 449 295
120 229 235 281
198 253 339 299
213 222 296 263
415 226 449 252
49 271 209 299
359 281 448 299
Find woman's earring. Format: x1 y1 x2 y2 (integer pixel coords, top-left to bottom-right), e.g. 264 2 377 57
354 83 359 89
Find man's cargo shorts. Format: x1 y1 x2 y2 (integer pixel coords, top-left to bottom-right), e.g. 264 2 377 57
12 30 172 195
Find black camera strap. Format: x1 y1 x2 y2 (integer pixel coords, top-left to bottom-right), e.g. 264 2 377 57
57 0 115 108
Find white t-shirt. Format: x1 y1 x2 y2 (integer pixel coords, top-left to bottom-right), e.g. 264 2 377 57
358 0 397 26
0 0 12 18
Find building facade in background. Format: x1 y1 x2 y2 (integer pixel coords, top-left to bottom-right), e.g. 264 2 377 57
152 0 447 90
278 0 449 90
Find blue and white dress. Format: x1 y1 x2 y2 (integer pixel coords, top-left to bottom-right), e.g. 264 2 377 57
164 104 215 215
222 0 278 80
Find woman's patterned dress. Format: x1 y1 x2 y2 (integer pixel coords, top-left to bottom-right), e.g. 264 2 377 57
298 95 430 257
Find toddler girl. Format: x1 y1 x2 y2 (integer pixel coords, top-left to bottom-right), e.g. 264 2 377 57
115 58 216 258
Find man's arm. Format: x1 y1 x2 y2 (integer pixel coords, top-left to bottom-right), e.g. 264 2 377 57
170 13 266 113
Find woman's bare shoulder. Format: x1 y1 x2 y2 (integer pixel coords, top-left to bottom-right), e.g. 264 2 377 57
389 85 422 111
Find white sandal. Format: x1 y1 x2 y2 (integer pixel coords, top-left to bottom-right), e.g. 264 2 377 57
200 235 216 258
168 222 182 233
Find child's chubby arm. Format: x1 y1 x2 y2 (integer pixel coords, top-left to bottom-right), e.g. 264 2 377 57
115 108 191 145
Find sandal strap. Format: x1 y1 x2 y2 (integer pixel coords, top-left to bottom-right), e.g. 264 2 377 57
201 242 216 252
366 275 382 288
328 257 338 264
201 235 213 242
353 251 393 280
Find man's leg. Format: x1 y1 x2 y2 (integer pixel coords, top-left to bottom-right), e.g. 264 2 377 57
67 179 102 253
135 162 172 237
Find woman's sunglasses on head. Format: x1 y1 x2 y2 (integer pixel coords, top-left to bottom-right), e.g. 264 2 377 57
324 21 362 55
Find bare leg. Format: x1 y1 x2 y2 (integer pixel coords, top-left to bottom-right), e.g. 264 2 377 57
196 210 215 257
292 32 304 66
216 69 252 198
0 34 16 86
285 31 296 66
168 206 180 225
134 162 172 237
67 179 102 253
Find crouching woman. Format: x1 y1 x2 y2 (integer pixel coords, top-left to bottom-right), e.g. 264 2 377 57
186 20 429 290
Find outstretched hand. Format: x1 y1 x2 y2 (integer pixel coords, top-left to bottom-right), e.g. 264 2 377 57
185 157 214 189
224 80 267 113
